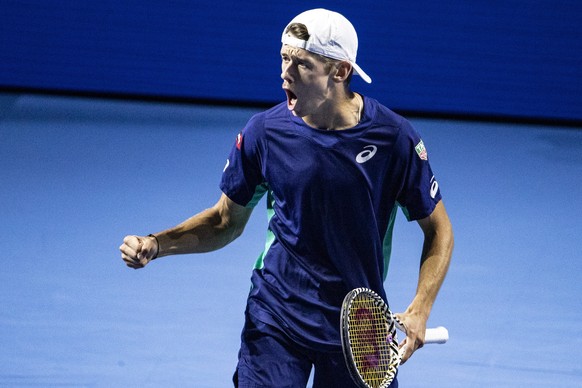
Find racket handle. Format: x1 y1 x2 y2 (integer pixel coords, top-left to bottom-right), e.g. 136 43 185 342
425 326 449 344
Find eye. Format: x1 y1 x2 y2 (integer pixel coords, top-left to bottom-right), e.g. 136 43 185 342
297 59 310 69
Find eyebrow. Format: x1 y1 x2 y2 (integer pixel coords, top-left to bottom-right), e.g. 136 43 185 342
280 47 313 62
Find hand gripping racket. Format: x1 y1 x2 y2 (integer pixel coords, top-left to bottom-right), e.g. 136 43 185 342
340 288 449 388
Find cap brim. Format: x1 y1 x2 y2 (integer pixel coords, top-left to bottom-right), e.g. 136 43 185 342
352 62 372 84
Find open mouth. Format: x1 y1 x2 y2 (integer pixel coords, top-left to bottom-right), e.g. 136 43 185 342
284 89 298 111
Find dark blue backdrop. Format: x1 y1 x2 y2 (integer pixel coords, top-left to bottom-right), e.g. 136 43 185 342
1 0 581 122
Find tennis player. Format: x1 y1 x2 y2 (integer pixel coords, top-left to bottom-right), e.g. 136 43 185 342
120 8 453 387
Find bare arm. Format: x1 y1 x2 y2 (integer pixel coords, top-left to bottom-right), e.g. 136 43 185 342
397 200 454 363
120 193 253 269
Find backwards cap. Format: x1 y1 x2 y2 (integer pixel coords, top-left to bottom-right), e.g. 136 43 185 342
281 8 372 84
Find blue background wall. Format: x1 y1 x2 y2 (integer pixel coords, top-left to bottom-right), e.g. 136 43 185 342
1 0 581 123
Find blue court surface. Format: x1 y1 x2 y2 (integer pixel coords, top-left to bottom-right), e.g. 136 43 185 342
1 92 580 387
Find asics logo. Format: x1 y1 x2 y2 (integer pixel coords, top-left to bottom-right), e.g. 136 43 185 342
356 145 378 164
430 176 439 199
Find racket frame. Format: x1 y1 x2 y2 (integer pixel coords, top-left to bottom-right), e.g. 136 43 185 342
340 287 449 388
340 287 400 388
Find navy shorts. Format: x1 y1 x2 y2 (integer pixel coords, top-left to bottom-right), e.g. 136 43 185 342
233 311 398 388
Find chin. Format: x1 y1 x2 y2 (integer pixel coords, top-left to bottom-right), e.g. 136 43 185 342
290 105 304 117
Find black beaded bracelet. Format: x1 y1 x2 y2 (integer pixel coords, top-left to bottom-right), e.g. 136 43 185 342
148 234 160 260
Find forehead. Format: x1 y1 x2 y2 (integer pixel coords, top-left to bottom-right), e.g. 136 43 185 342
280 44 317 60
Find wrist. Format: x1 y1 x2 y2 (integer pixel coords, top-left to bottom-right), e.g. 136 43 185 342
406 299 431 321
147 234 160 260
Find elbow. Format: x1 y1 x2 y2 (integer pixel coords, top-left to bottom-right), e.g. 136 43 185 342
213 194 252 247
439 220 454 262
448 215 455 248
229 223 246 242
220 216 247 246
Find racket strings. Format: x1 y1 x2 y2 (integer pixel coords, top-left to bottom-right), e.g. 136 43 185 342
347 295 399 388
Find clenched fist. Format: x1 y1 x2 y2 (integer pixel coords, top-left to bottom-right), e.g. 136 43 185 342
119 235 159 269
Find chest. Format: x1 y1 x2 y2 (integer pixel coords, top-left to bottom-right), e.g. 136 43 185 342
264 129 398 204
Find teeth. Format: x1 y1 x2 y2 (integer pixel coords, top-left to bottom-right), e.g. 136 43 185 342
285 90 296 107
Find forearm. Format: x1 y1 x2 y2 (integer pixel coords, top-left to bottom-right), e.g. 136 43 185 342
152 210 230 257
152 194 251 258
120 194 250 269
407 230 453 319
407 201 454 320
397 203 453 363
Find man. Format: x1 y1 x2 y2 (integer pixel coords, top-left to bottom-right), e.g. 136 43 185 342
120 8 453 388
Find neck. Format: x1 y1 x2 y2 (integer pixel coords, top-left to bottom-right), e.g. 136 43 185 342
303 92 363 131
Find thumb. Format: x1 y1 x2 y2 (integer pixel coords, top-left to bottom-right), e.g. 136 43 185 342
137 235 158 264
399 340 410 365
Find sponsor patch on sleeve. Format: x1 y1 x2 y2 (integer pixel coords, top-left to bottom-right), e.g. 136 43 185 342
415 140 428 160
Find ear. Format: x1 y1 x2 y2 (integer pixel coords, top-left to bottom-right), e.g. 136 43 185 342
333 61 353 83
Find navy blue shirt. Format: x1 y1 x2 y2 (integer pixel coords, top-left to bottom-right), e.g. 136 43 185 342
220 96 442 350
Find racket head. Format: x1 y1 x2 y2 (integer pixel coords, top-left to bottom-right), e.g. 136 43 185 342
340 288 400 388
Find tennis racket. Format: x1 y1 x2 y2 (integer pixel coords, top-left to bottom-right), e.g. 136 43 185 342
340 287 449 388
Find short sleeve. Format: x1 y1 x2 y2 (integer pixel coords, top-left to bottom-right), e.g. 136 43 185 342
219 113 268 208
393 120 442 220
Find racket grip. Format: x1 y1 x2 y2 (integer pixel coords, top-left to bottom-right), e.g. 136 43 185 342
424 326 449 344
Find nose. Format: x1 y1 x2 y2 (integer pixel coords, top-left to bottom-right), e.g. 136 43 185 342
281 61 294 82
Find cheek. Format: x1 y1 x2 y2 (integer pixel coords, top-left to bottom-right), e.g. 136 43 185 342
307 76 331 98
295 69 330 99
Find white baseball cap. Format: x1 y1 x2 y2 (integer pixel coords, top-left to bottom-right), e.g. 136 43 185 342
281 8 372 84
